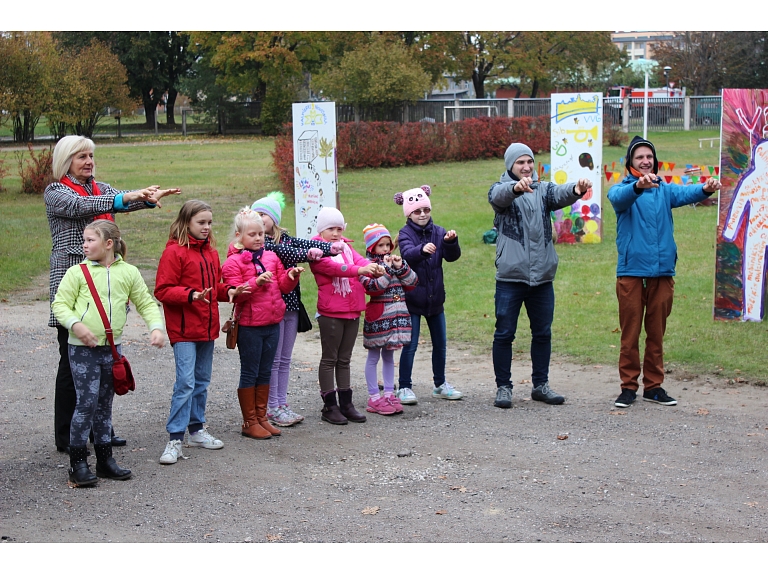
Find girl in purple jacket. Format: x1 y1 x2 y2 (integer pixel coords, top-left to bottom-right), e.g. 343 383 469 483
394 186 462 405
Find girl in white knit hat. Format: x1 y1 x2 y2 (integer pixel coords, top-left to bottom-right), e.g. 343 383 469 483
308 207 384 425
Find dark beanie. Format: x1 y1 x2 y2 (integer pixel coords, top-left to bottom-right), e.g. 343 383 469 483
626 136 658 174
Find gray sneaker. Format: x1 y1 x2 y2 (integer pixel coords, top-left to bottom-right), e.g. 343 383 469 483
531 382 565 405
494 385 513 408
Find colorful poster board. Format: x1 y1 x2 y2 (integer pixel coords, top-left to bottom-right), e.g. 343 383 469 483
292 102 338 239
715 89 768 321
549 93 604 244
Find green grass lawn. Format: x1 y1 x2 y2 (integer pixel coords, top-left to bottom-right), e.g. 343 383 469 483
3 129 765 383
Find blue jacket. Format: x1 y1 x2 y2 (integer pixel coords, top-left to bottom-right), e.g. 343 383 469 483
398 218 461 317
607 176 710 277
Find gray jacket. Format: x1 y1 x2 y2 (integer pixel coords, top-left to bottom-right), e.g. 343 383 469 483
488 171 581 285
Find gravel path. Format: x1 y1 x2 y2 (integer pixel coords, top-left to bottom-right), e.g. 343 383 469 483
1 292 767 543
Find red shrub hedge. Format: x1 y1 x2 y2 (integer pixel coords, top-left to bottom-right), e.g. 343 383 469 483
271 116 550 195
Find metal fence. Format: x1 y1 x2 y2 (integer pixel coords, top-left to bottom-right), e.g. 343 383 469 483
50 95 723 142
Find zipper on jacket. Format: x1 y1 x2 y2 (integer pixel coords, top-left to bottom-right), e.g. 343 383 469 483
80 302 90 322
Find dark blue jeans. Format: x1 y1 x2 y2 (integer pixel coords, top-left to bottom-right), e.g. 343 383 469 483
492 280 554 388
237 324 281 389
398 312 446 389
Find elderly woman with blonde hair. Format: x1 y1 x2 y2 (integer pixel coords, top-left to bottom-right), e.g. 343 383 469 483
45 135 181 454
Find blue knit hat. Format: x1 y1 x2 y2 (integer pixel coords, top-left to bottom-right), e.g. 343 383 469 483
251 191 286 227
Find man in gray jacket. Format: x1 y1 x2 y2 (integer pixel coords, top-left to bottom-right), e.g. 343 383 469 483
488 143 592 408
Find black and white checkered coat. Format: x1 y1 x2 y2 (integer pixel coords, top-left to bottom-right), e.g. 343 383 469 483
45 175 153 327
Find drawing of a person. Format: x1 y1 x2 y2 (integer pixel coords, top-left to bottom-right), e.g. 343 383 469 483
722 139 768 321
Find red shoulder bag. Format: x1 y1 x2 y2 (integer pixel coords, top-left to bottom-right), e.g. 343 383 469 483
80 263 136 395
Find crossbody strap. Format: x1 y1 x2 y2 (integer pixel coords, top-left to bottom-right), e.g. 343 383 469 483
79 263 120 361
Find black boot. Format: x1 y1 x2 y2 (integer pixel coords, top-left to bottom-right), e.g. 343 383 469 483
68 445 98 486
320 389 348 425
338 388 367 423
94 443 132 480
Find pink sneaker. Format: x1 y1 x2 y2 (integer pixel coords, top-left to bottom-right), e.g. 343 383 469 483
384 394 403 413
366 395 397 415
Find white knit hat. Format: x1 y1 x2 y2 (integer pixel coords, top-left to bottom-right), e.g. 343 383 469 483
316 207 346 234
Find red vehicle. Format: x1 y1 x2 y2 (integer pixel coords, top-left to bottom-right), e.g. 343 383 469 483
607 86 684 124
609 85 684 99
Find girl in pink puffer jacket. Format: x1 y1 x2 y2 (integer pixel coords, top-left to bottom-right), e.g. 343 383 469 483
221 208 303 441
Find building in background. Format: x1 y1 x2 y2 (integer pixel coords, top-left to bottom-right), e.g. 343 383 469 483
611 32 677 61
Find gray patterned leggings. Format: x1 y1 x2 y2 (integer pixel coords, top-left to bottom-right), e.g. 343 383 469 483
68 344 117 446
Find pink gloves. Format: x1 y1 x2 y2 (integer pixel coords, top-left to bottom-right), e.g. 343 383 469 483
307 248 323 261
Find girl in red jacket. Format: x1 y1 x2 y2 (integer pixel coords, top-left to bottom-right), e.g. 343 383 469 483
222 208 304 440
309 207 383 425
154 200 249 465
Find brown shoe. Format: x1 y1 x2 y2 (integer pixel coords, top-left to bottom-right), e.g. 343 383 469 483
338 388 366 423
320 389 348 425
237 387 271 440
255 385 281 436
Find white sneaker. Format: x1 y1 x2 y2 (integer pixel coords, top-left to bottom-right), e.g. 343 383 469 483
187 429 224 449
284 405 304 423
432 382 463 400
396 387 418 405
159 439 185 464
268 406 298 427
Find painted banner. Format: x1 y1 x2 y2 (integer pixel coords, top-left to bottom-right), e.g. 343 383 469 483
715 88 768 321
292 102 338 239
549 93 604 244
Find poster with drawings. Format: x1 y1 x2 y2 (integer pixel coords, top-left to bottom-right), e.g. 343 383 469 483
549 93 603 243
715 88 768 321
292 102 338 239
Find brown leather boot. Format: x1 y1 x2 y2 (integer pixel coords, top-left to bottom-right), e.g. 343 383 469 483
254 385 281 436
320 389 348 425
237 387 271 440
338 388 366 423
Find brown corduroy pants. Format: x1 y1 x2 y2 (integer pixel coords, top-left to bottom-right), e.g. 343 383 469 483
616 276 675 392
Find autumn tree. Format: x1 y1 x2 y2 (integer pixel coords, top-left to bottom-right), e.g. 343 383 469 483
53 32 194 127
48 39 134 139
0 32 58 142
313 34 432 121
188 32 325 135
653 32 768 95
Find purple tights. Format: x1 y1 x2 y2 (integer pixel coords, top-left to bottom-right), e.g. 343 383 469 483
365 348 395 396
268 310 299 409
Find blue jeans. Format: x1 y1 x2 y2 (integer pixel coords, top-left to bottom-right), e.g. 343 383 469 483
237 324 280 389
492 280 554 388
166 340 215 438
398 312 446 389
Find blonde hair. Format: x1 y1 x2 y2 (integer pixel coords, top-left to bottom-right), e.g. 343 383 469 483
169 200 215 248
270 221 286 245
52 135 95 181
85 220 126 259
232 207 264 250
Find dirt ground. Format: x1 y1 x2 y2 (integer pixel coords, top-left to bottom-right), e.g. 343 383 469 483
1 277 767 544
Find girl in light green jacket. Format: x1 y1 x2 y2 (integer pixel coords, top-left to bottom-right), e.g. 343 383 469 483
52 220 165 486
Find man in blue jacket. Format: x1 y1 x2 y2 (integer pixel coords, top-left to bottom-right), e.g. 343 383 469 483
608 136 721 408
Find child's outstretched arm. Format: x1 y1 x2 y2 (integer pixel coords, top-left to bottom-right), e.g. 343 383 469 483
443 229 461 263
398 231 429 264
154 250 196 304
268 235 342 264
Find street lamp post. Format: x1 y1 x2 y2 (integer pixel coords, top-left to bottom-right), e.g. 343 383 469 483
643 70 649 140
664 66 672 96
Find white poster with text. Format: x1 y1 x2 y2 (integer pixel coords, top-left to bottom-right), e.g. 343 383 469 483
292 102 338 239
